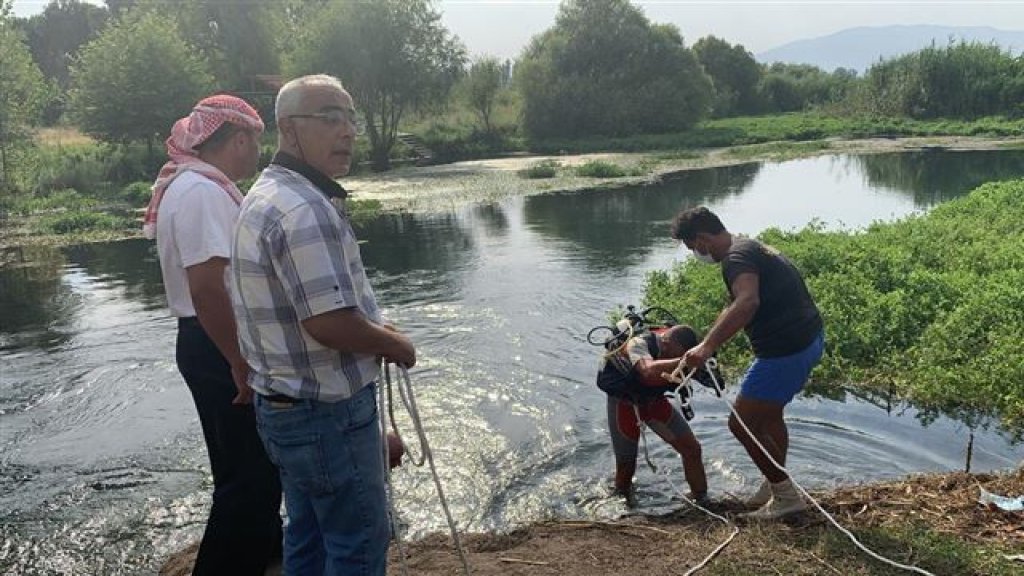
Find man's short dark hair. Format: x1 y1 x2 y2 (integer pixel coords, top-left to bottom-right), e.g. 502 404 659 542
666 324 699 351
670 206 726 241
195 122 245 152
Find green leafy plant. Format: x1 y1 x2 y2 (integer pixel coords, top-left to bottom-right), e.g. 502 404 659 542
518 159 560 179
644 179 1024 430
574 160 627 178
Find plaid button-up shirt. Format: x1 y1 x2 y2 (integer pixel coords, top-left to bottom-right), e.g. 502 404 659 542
230 155 381 402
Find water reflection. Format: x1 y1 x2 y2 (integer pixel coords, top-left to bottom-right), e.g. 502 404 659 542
62 239 166 308
523 163 761 270
857 149 1024 207
471 202 510 237
0 245 77 350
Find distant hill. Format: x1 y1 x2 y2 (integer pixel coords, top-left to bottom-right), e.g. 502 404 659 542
757 25 1024 72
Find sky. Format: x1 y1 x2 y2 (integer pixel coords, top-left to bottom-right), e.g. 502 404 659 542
11 0 1024 59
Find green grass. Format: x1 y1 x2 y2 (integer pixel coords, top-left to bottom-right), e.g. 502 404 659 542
38 210 133 235
346 198 384 225
724 140 832 160
527 113 1024 156
518 159 561 179
574 160 629 178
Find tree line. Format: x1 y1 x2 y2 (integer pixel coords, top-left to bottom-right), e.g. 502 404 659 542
3 0 1024 192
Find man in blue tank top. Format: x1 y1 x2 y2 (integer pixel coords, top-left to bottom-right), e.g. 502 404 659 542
671 206 825 520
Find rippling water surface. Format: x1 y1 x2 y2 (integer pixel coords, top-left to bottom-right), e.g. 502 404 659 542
2 151 1022 574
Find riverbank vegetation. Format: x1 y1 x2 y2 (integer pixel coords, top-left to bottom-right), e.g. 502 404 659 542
645 178 1024 432
6 0 1024 241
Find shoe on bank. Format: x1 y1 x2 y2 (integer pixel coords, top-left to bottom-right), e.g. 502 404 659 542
745 479 772 508
741 497 807 519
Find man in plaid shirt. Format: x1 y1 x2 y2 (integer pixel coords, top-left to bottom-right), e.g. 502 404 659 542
230 74 416 576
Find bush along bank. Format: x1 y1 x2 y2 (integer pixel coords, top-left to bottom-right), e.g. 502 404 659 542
643 178 1024 432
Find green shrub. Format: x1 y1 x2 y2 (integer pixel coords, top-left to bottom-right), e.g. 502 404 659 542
642 179 1024 431
575 160 627 178
347 198 383 225
419 125 524 165
27 142 164 195
40 210 131 234
10 188 95 215
518 159 560 179
120 181 153 207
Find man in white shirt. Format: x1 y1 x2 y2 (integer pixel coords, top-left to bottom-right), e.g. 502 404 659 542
146 95 282 575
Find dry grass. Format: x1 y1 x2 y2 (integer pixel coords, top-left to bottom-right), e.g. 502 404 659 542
33 127 95 147
158 468 1024 575
820 470 1023 548
387 469 1023 575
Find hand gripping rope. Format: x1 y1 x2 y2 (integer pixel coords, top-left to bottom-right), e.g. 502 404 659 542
661 358 937 576
380 362 472 576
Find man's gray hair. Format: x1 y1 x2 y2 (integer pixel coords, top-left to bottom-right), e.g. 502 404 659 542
275 74 347 121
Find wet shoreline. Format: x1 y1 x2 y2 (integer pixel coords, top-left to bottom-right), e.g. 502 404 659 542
3 135 1022 251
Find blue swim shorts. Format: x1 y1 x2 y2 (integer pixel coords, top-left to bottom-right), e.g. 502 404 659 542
739 331 825 404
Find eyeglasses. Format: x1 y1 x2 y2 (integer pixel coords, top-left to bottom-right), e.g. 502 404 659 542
288 108 366 135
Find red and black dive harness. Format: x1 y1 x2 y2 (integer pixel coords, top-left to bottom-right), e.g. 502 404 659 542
589 305 724 418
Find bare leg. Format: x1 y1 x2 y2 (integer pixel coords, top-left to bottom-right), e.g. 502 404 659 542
729 395 788 483
614 457 637 494
668 432 707 496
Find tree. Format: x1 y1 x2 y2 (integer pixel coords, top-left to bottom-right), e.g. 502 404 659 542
287 0 465 171
693 35 762 117
170 0 282 93
465 57 504 133
0 1 49 190
16 0 109 88
516 0 712 139
67 10 214 150
758 62 856 114
103 0 138 19
860 41 1023 119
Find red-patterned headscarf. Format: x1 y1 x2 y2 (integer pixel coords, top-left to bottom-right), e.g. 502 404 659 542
142 95 264 239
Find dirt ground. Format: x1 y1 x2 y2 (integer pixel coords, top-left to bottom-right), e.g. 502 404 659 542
159 468 1023 576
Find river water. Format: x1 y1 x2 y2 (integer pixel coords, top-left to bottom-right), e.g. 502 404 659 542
2 150 1022 574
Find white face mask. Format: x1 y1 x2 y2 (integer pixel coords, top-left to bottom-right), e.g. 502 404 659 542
691 248 716 264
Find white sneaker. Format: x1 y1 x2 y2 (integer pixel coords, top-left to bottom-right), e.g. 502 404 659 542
741 479 807 519
741 496 807 519
745 479 772 508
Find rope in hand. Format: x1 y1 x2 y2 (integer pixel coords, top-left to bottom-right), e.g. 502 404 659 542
381 362 472 576
664 356 936 576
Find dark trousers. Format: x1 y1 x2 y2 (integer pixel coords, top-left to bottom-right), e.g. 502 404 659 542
176 317 283 575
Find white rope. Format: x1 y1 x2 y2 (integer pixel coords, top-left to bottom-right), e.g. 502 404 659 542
387 364 426 467
632 403 660 474
667 358 937 576
651 362 740 575
378 378 411 576
382 362 472 576
662 473 740 576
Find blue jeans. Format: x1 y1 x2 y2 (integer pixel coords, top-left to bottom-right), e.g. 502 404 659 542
255 383 388 576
